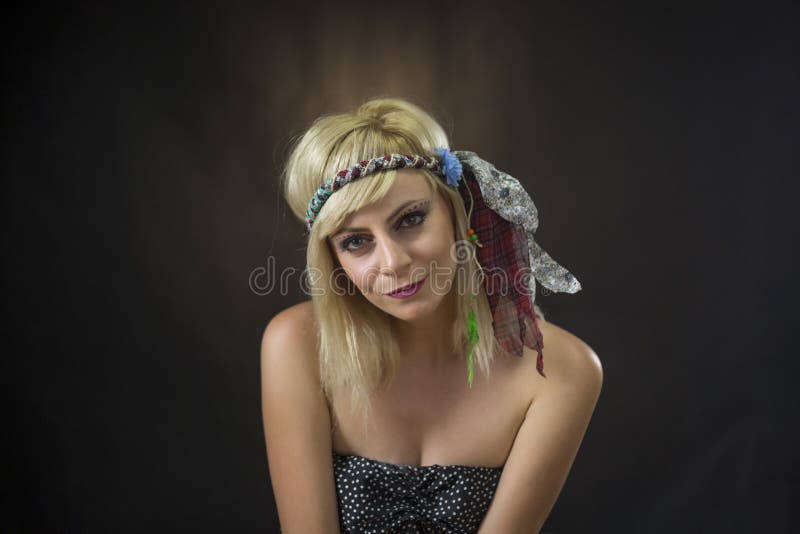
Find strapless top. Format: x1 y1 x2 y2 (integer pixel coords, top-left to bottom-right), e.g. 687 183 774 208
332 451 504 533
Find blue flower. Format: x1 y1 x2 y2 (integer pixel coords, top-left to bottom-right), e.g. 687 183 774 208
434 147 463 186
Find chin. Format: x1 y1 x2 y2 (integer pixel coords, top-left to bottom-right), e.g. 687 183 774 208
377 293 449 323
384 306 433 323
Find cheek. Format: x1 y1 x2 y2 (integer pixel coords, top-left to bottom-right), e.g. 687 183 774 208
352 269 374 292
338 259 376 293
422 225 456 264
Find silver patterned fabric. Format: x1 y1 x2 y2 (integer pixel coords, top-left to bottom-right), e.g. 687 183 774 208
454 151 582 301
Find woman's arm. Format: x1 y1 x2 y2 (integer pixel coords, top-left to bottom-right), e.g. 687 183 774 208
261 303 341 533
478 322 603 533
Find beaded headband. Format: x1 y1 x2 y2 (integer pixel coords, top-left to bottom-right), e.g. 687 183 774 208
305 153 454 231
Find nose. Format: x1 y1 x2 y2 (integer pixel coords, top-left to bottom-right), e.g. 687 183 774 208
375 234 412 276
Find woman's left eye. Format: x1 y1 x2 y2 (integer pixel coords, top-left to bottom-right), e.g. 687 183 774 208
398 211 427 228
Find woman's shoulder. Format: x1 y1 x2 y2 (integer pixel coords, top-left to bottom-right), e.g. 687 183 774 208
529 318 603 387
265 299 314 326
261 301 319 378
262 300 317 343
260 301 340 531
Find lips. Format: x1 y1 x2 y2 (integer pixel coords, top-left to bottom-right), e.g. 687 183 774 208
384 278 426 298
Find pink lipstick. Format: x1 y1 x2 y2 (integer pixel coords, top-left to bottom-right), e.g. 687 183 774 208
385 278 425 299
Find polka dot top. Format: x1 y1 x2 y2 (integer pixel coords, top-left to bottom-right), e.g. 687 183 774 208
332 451 504 533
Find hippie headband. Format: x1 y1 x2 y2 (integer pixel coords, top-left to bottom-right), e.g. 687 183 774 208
305 149 582 384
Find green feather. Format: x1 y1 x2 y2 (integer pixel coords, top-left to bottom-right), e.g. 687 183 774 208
466 305 479 388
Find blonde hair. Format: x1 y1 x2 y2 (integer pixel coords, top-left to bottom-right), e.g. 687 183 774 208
280 97 544 424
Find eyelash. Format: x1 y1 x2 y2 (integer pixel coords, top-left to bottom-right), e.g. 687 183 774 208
338 210 428 253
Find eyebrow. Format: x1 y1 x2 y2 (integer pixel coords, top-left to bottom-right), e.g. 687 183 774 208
331 198 430 239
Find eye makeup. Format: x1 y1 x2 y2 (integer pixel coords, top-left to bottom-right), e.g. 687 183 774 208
393 200 431 227
331 199 432 253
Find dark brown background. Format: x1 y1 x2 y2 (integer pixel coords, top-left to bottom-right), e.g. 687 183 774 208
4 1 798 532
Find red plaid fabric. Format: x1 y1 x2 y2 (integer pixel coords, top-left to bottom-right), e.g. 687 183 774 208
459 170 546 377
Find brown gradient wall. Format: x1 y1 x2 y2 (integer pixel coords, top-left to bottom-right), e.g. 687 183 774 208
4 1 798 532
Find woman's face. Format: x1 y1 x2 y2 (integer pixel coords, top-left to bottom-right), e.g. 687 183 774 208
327 170 458 323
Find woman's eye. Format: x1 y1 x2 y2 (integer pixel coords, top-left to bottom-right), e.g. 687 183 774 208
339 211 427 252
398 211 427 228
340 235 367 252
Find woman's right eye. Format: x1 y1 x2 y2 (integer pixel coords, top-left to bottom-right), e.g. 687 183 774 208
340 235 368 252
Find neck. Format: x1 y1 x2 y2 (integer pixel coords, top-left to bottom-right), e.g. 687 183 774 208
391 291 460 368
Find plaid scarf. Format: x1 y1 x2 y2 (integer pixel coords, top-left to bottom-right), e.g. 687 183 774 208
459 168 546 377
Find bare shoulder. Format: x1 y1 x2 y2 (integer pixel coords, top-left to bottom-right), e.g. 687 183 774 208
260 299 321 406
261 301 318 367
531 317 603 390
260 301 321 406
262 300 316 348
480 317 602 531
260 300 340 531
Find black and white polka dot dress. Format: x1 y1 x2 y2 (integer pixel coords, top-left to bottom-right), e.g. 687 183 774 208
332 451 503 533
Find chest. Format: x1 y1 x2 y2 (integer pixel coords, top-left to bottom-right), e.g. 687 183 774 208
330 352 537 468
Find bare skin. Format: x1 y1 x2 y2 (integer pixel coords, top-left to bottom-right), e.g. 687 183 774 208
330 311 545 469
275 297 572 471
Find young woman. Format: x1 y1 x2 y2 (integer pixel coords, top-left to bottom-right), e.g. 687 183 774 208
261 97 603 533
